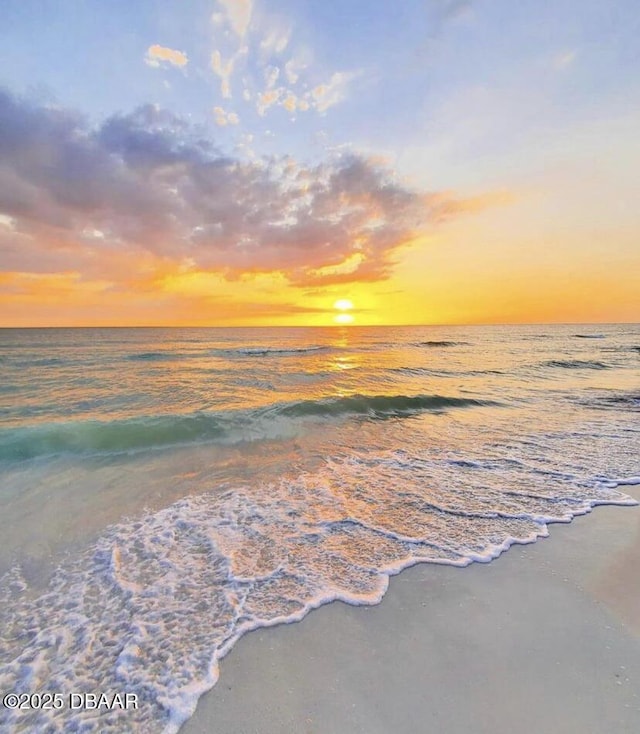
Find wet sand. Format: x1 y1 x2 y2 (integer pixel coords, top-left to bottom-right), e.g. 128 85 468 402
182 485 640 734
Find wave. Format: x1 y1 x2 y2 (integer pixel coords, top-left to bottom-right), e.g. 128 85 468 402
602 345 640 354
589 393 640 411
389 367 440 376
20 357 67 367
413 340 469 347
276 393 496 419
125 346 328 361
0 393 496 461
0 413 229 461
543 359 610 370
126 351 182 361
0 384 20 394
573 334 606 339
389 367 504 377
214 345 328 357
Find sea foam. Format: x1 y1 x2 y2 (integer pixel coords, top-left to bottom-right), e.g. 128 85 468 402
0 448 635 733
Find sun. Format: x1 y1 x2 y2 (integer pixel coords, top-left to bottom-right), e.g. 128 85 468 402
333 298 354 324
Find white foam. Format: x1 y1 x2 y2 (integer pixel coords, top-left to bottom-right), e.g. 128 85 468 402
602 476 640 487
0 448 635 733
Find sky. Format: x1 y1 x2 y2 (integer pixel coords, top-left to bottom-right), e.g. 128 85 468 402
0 0 638 326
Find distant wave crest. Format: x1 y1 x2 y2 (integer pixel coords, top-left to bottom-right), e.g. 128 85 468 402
124 346 328 361
588 393 640 411
126 351 180 361
276 393 495 418
413 340 469 348
216 345 327 356
543 359 610 370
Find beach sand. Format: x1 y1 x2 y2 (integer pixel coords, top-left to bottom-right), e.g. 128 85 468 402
182 482 640 734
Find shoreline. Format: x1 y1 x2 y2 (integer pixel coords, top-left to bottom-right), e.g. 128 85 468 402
182 488 640 734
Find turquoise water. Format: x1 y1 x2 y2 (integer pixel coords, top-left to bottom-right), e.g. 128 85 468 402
0 325 638 732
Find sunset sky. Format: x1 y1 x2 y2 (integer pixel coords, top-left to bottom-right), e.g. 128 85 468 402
1 0 638 326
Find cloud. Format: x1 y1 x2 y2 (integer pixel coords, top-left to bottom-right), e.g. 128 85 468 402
213 106 240 126
427 190 516 222
0 89 479 290
284 57 305 85
264 65 280 89
279 91 309 114
217 0 253 39
553 50 577 69
144 44 188 69
0 213 16 229
260 22 291 56
253 69 354 118
256 88 282 116
311 71 358 113
211 50 235 98
282 93 298 113
209 1 352 120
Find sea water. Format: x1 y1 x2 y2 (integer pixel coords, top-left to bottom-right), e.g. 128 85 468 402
0 325 638 732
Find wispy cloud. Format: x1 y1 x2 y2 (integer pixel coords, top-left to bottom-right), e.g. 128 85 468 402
552 50 577 70
0 213 16 229
144 44 188 69
207 1 355 119
256 88 281 116
428 189 516 222
311 71 358 113
284 57 305 85
213 105 240 126
215 0 253 39
254 69 355 117
259 20 291 56
211 49 238 98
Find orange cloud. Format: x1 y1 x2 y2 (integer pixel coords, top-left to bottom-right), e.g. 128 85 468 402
213 106 240 126
428 189 516 222
145 44 188 68
211 50 236 98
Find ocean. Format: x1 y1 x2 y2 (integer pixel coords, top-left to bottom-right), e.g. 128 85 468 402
0 324 638 732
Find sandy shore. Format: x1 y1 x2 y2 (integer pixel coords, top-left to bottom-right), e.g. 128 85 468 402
182 485 640 734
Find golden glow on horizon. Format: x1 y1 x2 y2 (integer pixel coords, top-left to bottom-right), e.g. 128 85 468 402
333 298 355 324
334 312 354 324
2 251 639 327
3 197 640 328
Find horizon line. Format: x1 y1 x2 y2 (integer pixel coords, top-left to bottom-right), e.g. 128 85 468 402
0 321 637 330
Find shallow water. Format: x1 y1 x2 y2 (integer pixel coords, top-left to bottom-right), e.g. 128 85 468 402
0 325 638 732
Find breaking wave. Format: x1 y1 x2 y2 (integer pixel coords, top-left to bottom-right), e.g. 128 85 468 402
0 393 495 461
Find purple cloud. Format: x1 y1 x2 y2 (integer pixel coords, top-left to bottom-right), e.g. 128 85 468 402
0 89 460 286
